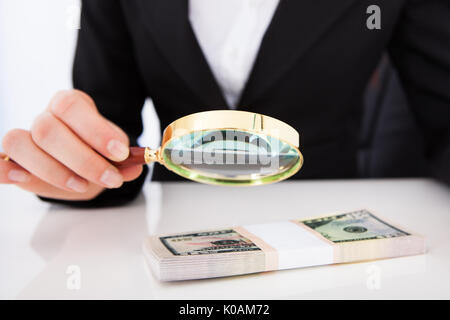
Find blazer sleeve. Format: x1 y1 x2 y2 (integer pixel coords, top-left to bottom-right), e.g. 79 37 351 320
388 0 450 185
39 0 149 207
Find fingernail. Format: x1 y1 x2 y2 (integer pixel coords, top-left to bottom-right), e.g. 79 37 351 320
8 169 30 183
100 168 123 188
107 139 129 161
66 176 88 193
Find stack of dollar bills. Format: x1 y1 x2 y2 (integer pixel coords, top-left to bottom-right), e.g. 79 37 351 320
143 209 425 281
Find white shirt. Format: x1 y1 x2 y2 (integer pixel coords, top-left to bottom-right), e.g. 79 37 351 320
189 0 279 108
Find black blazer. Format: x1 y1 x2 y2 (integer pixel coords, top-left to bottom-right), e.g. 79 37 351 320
50 0 450 206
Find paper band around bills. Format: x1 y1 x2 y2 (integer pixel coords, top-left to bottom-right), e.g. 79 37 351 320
236 221 335 271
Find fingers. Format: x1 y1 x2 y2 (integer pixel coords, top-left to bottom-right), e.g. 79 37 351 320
119 164 143 182
1 89 145 202
48 90 130 162
1 149 142 202
2 129 89 192
15 173 105 201
30 112 124 189
0 152 31 184
1 149 140 199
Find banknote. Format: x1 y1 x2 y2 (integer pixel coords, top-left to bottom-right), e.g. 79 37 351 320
301 209 409 243
160 229 261 255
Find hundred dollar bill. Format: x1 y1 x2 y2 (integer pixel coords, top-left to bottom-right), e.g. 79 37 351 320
160 229 261 256
301 209 410 243
143 209 425 281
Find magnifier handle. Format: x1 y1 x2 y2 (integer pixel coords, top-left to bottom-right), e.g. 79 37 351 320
3 147 149 169
3 147 150 171
111 146 148 169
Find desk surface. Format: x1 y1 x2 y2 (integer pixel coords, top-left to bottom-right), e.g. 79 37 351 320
1 179 449 299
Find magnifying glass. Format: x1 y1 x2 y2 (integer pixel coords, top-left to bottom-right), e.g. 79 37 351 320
114 110 303 186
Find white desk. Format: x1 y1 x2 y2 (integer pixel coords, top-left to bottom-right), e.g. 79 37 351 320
1 179 449 299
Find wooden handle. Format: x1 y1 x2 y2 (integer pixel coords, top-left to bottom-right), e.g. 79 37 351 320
111 146 147 168
4 147 148 169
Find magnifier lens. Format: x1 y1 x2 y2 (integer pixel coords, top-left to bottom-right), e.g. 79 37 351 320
162 129 301 185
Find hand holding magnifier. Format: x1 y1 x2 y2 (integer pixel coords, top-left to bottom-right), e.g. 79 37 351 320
4 110 303 186
113 110 303 186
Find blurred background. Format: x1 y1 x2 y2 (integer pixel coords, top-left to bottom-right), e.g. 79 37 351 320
0 0 427 179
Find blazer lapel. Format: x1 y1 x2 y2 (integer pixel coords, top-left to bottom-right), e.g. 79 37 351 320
139 0 228 108
238 0 359 108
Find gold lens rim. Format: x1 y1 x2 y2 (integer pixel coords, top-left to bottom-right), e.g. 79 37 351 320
161 110 299 148
161 145 303 186
152 110 303 186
